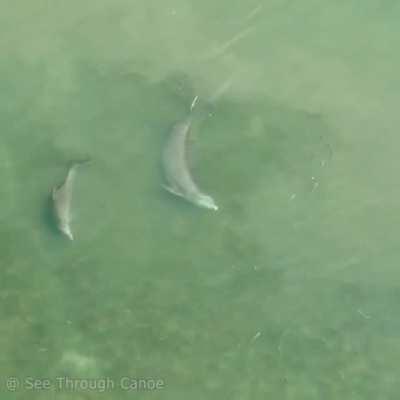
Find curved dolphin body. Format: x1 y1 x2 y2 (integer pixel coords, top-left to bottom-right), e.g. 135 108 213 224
162 116 218 211
52 160 89 240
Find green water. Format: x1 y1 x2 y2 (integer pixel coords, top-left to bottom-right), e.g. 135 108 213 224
1 1 400 399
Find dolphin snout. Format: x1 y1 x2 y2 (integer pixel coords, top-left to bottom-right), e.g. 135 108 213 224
62 227 74 240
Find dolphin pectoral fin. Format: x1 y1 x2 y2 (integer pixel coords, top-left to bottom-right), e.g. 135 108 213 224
162 184 184 197
51 187 58 200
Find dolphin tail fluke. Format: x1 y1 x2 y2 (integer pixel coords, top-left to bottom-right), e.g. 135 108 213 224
68 156 92 168
66 157 92 176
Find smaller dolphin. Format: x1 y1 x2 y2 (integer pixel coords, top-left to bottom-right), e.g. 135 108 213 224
52 159 90 240
162 97 218 211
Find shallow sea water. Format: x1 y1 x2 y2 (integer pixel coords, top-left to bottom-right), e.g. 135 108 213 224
1 1 400 399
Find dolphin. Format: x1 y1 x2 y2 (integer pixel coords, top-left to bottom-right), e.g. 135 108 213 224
52 160 89 240
162 100 218 210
